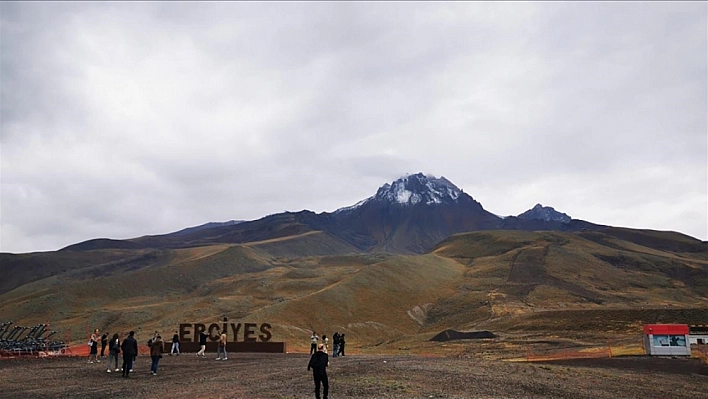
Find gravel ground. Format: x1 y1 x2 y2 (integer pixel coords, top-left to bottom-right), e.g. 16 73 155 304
0 353 706 399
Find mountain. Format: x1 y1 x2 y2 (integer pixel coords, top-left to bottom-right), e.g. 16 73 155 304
167 220 245 236
518 204 571 223
60 173 603 254
1 172 706 351
329 173 504 253
1 230 706 351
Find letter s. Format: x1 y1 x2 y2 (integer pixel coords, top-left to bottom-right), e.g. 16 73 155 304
259 323 272 342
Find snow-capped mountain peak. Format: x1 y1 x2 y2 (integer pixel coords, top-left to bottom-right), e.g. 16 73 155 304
335 173 466 213
374 173 463 205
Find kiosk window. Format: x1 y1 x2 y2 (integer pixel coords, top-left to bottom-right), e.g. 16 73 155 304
653 335 670 346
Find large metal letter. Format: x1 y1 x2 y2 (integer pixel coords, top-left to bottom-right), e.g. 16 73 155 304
179 323 192 342
259 323 272 342
243 323 257 342
230 323 241 342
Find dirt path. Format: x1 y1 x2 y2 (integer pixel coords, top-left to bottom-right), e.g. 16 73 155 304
1 354 707 398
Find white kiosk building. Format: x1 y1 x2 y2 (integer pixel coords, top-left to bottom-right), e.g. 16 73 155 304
643 324 691 356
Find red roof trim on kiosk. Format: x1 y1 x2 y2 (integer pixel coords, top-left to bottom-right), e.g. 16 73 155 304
643 324 689 335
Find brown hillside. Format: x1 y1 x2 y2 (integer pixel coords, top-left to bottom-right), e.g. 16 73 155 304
1 229 706 351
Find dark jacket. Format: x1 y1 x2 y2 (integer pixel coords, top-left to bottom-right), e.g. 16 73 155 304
150 338 163 356
172 334 179 343
308 351 329 374
199 332 208 345
110 338 121 354
121 336 138 357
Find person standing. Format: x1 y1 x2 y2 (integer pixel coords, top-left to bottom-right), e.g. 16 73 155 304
121 331 138 378
88 329 100 363
307 344 329 399
322 335 329 354
332 332 340 358
106 333 121 373
197 330 208 357
310 331 319 355
170 330 180 355
216 329 228 360
338 334 346 357
150 334 164 375
100 332 109 358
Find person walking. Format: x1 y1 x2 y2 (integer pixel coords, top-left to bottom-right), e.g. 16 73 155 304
307 344 329 399
100 332 109 358
106 333 121 373
170 330 180 355
338 334 346 357
150 334 164 375
121 331 138 378
197 330 208 357
310 331 319 355
88 329 100 363
332 332 340 358
216 329 228 360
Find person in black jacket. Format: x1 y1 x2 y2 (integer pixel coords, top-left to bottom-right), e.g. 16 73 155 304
307 344 329 399
106 333 121 373
197 330 208 357
170 330 180 355
121 331 138 378
100 332 108 358
332 332 340 358
337 334 346 357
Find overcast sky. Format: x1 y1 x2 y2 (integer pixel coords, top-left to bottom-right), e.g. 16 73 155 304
1 2 706 254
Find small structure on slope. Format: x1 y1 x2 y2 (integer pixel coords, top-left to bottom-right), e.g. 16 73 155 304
430 329 496 342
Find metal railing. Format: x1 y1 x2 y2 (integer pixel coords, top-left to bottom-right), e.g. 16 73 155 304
0 321 68 357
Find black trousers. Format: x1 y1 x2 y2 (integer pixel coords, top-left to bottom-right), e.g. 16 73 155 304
310 343 317 354
313 371 328 399
122 355 134 377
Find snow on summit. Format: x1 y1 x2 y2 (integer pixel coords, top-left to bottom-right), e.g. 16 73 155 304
336 173 465 212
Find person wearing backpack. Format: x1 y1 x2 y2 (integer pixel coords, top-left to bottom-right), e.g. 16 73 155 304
149 334 164 375
106 333 121 373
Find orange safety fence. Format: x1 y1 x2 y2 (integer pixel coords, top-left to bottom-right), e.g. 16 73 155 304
693 345 708 365
525 346 613 362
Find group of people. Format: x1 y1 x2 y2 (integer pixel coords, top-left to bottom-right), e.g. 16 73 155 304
87 326 339 399
309 331 346 357
194 326 228 360
306 330 348 399
89 329 183 377
98 330 140 378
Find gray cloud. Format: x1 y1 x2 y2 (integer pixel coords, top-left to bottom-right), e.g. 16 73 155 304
1 2 705 253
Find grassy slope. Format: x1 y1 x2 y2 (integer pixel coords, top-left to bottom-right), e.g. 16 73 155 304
1 230 706 349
